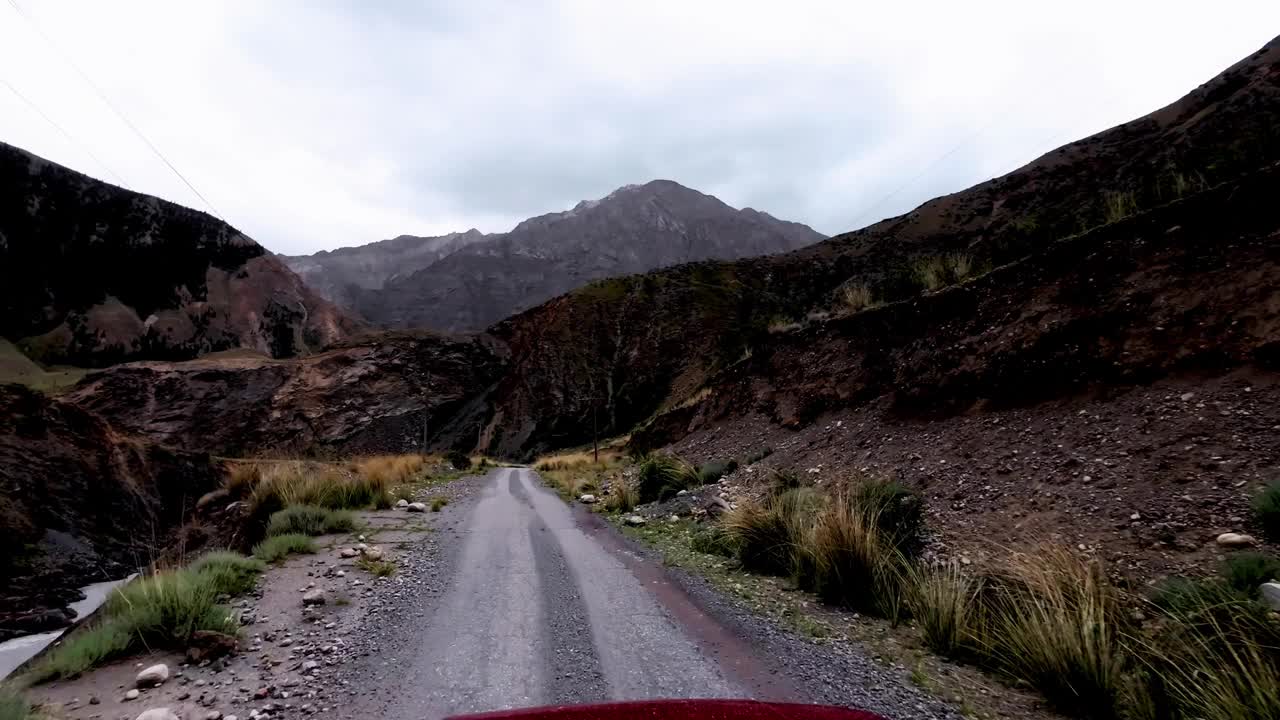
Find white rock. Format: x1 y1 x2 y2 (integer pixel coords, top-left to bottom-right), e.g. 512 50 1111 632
124 690 141 701
135 663 169 687
225 716 239 720
578 494 597 504
1216 532 1258 547
357 534 366 542
302 660 320 671
668 515 679 522
301 589 326 606
135 709 179 720
339 548 359 559
676 489 688 497
406 502 427 513
355 543 369 552
205 712 224 720
362 547 384 561
395 499 408 508
1260 582 1280 611
624 515 646 526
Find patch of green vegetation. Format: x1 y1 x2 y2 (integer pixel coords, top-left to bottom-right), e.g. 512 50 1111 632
27 568 239 683
1254 481 1280 542
0 685 34 720
0 338 89 395
357 556 396 577
911 252 975 291
636 453 701 503
252 533 315 563
1103 190 1138 223
188 551 265 596
430 496 449 512
266 504 356 536
690 525 739 558
1221 551 1280 594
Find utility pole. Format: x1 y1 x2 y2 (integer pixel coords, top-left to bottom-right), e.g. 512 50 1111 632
592 399 599 463
421 411 429 457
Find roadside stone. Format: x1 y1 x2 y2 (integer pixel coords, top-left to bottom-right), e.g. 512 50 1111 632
1216 532 1258 547
204 712 223 720
624 515 646 526
395 499 408 508
301 590 326 606
362 547 384 561
339 548 359 559
136 663 170 687
1262 582 1280 611
135 709 179 720
124 690 141 701
578 494 597 504
677 489 688 496
406 502 427 513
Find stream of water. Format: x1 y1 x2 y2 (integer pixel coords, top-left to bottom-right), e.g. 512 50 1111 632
0 576 135 680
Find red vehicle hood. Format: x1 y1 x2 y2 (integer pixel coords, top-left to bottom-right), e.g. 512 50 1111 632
448 699 886 720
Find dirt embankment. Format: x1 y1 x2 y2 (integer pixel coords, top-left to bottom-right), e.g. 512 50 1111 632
0 385 224 640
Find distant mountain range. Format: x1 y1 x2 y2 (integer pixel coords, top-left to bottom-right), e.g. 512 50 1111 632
283 180 825 332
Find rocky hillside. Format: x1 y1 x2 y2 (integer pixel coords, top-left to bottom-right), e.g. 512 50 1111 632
0 384 224 640
281 229 487 310
65 332 507 457
317 180 824 332
0 142 362 367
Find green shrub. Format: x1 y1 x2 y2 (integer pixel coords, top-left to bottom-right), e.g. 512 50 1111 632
1103 190 1138 223
1253 481 1280 542
697 459 738 485
690 525 739 558
803 488 907 619
25 621 133 682
911 253 975 291
0 686 32 720
253 533 316 563
1221 552 1280 594
430 496 449 512
636 454 700 504
1150 576 1245 618
266 504 356 536
851 478 925 557
838 283 877 312
357 556 396 577
188 551 264 596
445 449 472 470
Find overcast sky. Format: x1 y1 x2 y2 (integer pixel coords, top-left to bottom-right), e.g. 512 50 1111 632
2 1 1278 255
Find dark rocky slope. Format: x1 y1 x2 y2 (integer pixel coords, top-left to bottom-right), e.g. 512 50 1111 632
343 180 824 332
0 384 224 640
0 142 362 367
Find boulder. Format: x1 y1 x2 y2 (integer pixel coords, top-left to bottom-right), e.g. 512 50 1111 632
624 515 646 526
1262 582 1280 611
362 547 384 561
186 630 237 664
135 663 170 688
406 502 428 513
703 496 732 517
395 499 409 508
301 589 326 606
1216 532 1258 547
135 709 179 720
339 548 359 558
124 690 140 701
579 494 597 504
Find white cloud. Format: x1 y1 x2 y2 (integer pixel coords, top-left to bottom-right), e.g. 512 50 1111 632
2 0 1277 254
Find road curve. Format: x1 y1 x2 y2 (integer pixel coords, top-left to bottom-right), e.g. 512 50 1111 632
381 468 748 719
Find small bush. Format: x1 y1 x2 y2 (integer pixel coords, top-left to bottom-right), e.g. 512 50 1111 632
1150 576 1245 618
25 621 133 682
1103 190 1138 223
768 468 803 497
910 562 982 656
690 525 740 558
248 462 390 517
636 454 701 504
838 283 876 312
697 459 737 485
253 533 315 563
354 454 425 486
804 488 907 618
445 449 472 470
1253 481 1280 542
605 482 639 513
1221 551 1280 594
725 487 822 576
980 546 1126 717
0 686 32 720
430 496 449 512
850 478 925 557
266 505 356 536
911 253 975 291
224 462 261 496
188 551 265 596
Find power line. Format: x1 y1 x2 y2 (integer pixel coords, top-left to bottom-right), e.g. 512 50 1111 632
5 0 225 220
1 76 132 188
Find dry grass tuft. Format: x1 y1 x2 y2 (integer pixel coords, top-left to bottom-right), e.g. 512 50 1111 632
838 283 877 312
353 454 426 486
909 561 983 656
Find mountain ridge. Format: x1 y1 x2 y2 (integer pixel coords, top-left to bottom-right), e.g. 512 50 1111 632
285 179 825 332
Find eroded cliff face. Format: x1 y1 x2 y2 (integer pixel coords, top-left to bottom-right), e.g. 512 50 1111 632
0 384 224 640
65 332 507 457
0 142 362 367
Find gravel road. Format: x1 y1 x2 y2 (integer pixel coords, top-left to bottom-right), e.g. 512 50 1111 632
342 467 959 720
